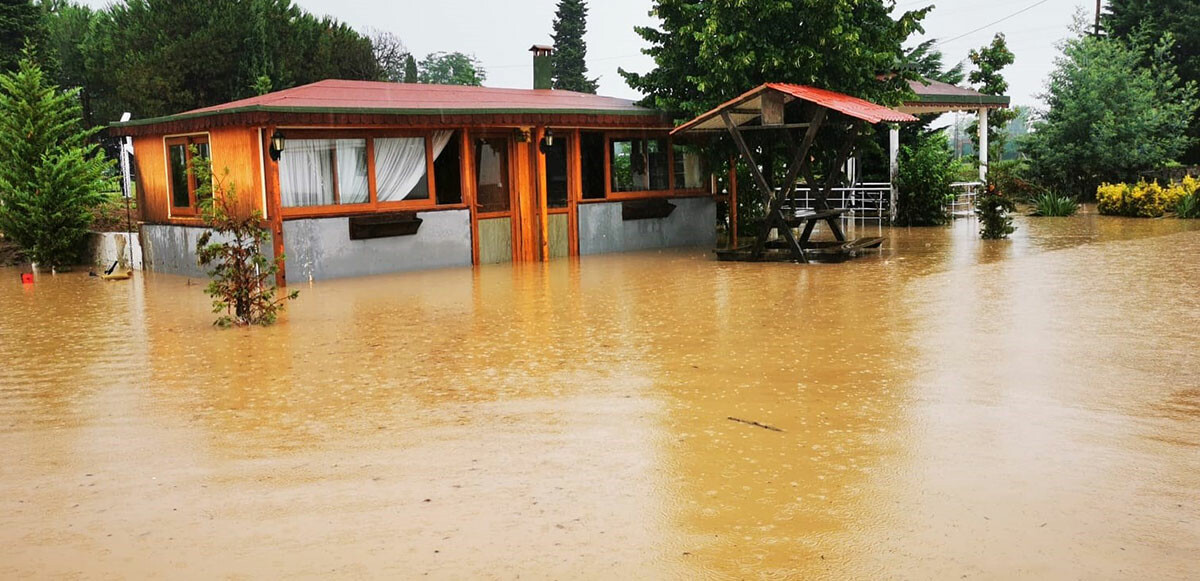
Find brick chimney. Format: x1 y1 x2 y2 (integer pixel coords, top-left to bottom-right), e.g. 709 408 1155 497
530 45 553 90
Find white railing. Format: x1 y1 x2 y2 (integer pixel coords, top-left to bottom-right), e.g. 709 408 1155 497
946 182 982 218
778 182 893 221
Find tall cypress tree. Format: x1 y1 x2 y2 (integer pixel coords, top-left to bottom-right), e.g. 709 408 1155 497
550 0 598 93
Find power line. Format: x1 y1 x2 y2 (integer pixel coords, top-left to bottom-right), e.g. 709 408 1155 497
935 0 1053 46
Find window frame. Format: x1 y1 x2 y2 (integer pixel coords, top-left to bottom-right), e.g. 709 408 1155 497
164 134 210 218
593 132 710 202
277 129 466 219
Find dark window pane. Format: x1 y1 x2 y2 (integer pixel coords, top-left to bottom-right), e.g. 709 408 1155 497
434 131 462 205
545 135 568 208
580 132 605 199
647 138 669 190
475 137 510 213
169 144 190 207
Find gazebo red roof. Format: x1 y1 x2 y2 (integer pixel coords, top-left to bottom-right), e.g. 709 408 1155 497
672 83 916 135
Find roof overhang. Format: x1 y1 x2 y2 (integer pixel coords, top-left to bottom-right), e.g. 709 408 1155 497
671 83 917 136
899 78 1011 114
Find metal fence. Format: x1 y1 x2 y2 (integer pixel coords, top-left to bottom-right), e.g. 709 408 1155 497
945 182 982 218
779 182 893 221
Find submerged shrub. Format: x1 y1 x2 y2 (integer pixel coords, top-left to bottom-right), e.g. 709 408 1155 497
895 133 955 226
976 183 1016 239
1176 192 1200 218
1097 177 1200 217
1029 192 1079 217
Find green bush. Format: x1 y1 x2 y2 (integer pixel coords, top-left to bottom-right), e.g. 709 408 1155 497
1029 192 1079 217
895 133 955 226
1176 192 1200 218
988 159 1044 202
976 184 1016 239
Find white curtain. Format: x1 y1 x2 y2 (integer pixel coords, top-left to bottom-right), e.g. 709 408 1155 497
375 131 454 202
681 150 704 189
279 139 334 207
336 139 369 204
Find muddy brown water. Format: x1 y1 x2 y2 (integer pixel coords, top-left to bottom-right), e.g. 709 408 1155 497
1 211 1198 579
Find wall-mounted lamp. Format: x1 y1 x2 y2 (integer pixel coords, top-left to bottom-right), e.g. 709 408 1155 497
269 129 286 161
538 128 555 154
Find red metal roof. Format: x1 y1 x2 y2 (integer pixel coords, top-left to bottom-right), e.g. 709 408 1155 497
184 79 655 116
672 83 917 135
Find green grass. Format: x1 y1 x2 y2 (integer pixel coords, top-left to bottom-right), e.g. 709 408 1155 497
1029 192 1079 217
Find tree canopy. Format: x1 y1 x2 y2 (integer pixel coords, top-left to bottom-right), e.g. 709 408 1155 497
418 52 486 86
1024 23 1198 198
620 0 930 120
1104 0 1200 163
0 0 45 72
550 0 598 93
967 34 1016 160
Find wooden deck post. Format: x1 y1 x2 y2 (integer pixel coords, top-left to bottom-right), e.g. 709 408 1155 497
535 126 549 262
262 126 286 287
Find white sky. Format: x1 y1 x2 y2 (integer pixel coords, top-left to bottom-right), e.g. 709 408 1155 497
79 0 1093 109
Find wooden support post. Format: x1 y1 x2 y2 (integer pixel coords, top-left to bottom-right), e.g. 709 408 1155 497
262 126 286 287
729 155 738 248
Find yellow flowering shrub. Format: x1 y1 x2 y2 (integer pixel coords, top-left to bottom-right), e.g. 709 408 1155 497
1096 177 1200 217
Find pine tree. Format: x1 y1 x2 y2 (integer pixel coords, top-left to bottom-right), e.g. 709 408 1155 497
404 54 418 83
0 0 46 72
550 0 597 93
0 49 111 267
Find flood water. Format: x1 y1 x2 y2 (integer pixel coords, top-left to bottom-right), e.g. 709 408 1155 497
1 210 1198 579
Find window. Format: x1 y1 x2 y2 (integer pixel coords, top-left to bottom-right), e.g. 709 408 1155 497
166 135 209 215
544 134 569 209
278 130 459 211
580 132 606 199
475 136 510 213
611 137 668 193
279 139 368 207
673 144 706 190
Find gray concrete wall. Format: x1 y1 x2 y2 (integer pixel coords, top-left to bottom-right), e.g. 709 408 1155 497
140 224 273 279
578 196 716 255
86 232 143 270
283 209 471 282
140 224 211 278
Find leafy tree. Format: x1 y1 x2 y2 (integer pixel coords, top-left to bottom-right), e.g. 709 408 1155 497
371 29 410 83
0 0 45 72
1025 21 1198 198
404 54 418 83
77 0 378 123
967 34 1016 162
550 0 598 93
192 154 297 327
0 50 111 267
894 131 954 226
1105 0 1200 162
419 52 486 86
620 0 929 119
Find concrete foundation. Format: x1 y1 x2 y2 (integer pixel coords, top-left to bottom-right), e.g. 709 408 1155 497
140 224 213 278
578 196 716 255
86 232 143 270
282 209 472 282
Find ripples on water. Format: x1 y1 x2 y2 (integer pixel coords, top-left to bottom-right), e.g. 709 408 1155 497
1 211 1197 579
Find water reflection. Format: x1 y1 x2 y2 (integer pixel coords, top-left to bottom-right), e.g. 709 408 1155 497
1 211 1197 578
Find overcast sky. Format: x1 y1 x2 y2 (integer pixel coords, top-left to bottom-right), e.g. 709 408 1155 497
81 0 1093 110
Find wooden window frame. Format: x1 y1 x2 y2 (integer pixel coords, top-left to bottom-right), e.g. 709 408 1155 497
165 134 210 218
585 132 711 203
277 129 467 219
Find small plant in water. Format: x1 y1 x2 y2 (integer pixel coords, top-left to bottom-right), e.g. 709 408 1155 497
191 151 297 327
976 183 1016 239
1176 192 1200 219
1029 192 1079 217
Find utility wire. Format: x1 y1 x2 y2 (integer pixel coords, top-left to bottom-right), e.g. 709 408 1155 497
935 0 1053 46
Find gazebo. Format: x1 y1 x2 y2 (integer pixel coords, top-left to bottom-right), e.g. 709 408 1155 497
672 83 917 263
892 77 1012 184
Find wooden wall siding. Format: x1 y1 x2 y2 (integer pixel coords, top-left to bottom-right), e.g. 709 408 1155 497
112 112 673 138
208 126 264 219
477 217 513 264
133 135 169 223
548 213 569 259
